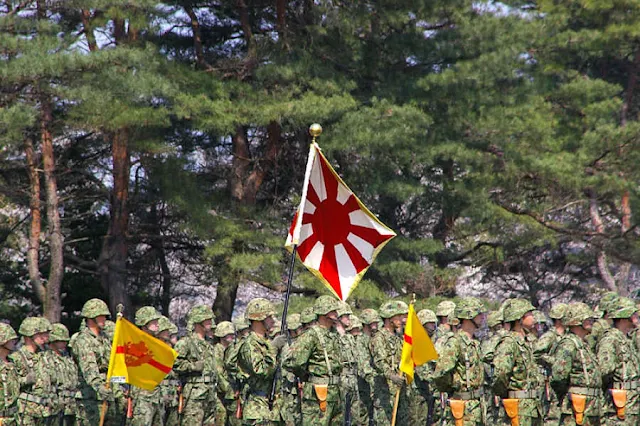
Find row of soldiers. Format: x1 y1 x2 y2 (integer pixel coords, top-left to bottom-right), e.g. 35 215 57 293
0 291 639 425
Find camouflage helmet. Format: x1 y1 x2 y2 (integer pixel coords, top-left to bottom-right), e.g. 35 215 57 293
360 308 381 325
314 295 341 316
609 297 638 319
337 302 353 317
81 298 110 319
0 323 18 346
300 307 317 325
379 300 409 319
502 299 535 323
417 309 437 325
187 305 215 325
548 303 568 320
599 292 620 314
287 313 302 331
436 301 456 317
50 323 70 342
487 310 503 328
158 316 178 335
135 306 162 327
214 321 235 338
19 317 52 337
347 314 363 331
533 310 548 326
233 316 250 332
246 298 276 321
563 302 595 326
455 298 485 320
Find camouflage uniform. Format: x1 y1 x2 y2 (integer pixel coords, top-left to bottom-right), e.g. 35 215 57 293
596 298 640 426
533 303 567 423
434 300 456 342
130 306 164 426
0 323 20 426
492 299 544 426
356 309 380 425
408 308 440 425
369 300 409 426
433 298 487 426
10 317 56 425
280 314 302 426
226 316 251 424
284 295 344 426
49 323 79 426
173 305 218 425
214 321 240 426
157 316 181 426
238 298 280 425
551 302 603 426
481 310 507 425
70 299 122 426
587 292 618 352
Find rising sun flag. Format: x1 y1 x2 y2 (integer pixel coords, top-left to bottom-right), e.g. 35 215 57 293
285 142 397 301
107 317 178 391
399 303 439 384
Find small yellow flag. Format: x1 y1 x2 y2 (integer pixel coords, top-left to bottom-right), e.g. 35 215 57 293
107 317 178 390
399 303 438 384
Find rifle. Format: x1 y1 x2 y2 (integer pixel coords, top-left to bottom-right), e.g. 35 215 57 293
344 391 352 426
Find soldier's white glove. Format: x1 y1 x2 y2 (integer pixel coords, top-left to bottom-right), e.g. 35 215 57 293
389 374 405 386
271 335 287 351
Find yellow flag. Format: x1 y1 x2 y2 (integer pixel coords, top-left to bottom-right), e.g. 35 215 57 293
399 303 438 384
107 317 178 390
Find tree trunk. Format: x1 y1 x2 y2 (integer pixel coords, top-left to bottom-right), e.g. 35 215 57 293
149 203 172 315
617 191 632 292
184 5 207 69
98 128 132 314
588 192 618 292
276 0 288 48
25 136 45 305
40 96 64 321
212 271 240 322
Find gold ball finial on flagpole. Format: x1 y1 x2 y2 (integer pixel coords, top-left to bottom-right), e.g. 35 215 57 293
309 123 322 141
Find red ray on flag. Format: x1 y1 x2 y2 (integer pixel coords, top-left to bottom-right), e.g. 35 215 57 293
286 143 396 301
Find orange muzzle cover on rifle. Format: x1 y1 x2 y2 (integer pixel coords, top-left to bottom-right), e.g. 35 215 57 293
610 389 627 420
570 393 587 426
449 399 466 426
313 384 329 412
502 398 520 426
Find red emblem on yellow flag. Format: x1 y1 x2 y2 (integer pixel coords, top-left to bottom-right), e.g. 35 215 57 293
107 317 177 390
399 303 438 384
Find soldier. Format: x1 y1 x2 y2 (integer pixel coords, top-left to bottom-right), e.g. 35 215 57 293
214 321 239 426
348 314 376 426
433 297 487 426
482 309 507 425
409 308 440 425
10 317 56 425
49 323 79 426
588 292 619 352
360 308 381 341
597 297 640 426
435 300 456 342
492 299 544 426
238 298 282 425
70 298 120 425
157 316 180 426
551 302 603 426
130 306 164 426
0 323 20 425
284 295 344 426
335 302 369 426
534 303 567 423
370 300 409 425
226 315 251 423
300 307 317 332
173 305 218 425
280 313 303 426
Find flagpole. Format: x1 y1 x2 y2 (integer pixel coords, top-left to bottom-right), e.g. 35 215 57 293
391 294 415 426
100 304 124 426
